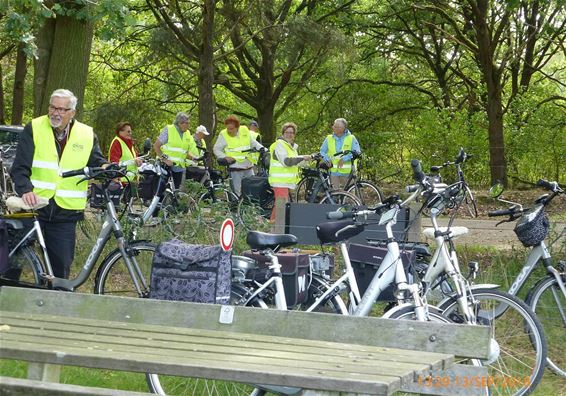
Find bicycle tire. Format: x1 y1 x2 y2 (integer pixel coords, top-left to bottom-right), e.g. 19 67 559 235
161 191 199 239
237 197 272 232
319 190 361 206
198 187 239 231
94 241 155 297
146 284 266 395
463 185 478 218
300 275 348 314
347 180 383 207
526 274 566 378
2 245 43 286
295 175 318 203
439 288 547 395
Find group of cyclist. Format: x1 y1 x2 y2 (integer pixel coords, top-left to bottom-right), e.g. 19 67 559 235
6 87 363 280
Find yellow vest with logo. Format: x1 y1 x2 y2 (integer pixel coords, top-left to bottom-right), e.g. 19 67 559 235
221 126 252 164
108 136 137 182
161 125 195 166
327 133 354 175
187 136 207 167
268 139 299 186
30 115 93 210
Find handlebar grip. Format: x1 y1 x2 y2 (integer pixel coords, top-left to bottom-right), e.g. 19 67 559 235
488 209 514 217
411 159 426 183
406 184 419 193
61 168 88 178
327 210 355 220
536 179 555 191
430 165 441 172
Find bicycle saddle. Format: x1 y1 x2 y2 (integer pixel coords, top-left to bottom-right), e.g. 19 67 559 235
5 196 49 213
246 231 298 250
316 219 365 243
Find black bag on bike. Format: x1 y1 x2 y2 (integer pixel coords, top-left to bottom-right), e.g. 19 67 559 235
0 219 8 274
149 239 231 304
139 173 159 201
241 176 271 206
89 182 123 209
186 166 206 182
514 205 550 247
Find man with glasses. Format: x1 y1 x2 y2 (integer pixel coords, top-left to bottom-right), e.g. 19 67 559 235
153 112 197 189
10 88 108 279
320 118 361 190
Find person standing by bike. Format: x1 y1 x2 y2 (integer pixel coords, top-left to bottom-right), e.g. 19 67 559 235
213 115 264 196
108 121 142 201
268 122 311 221
320 118 361 190
10 89 108 279
153 112 197 189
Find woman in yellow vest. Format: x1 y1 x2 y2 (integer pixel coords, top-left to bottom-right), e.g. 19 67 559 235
108 122 142 200
268 122 312 221
213 115 265 196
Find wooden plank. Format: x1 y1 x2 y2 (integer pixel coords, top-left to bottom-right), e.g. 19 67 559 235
0 376 152 396
0 287 491 359
0 312 454 395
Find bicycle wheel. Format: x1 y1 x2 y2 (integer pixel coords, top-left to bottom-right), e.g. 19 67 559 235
295 175 317 203
237 198 272 232
526 274 566 377
439 288 547 395
161 191 200 239
347 180 383 207
2 245 43 286
94 241 156 297
198 188 239 231
462 185 478 218
319 190 361 206
300 275 348 314
146 284 266 395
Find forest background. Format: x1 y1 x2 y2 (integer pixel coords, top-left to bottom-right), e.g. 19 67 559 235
1 0 564 187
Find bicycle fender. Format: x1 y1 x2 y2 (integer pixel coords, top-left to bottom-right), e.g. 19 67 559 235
437 283 500 306
380 302 445 319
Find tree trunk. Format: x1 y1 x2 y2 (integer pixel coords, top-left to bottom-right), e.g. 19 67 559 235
0 65 5 125
11 43 28 125
198 0 216 167
34 16 94 118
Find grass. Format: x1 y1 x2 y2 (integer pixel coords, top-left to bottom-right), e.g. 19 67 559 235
1 196 565 395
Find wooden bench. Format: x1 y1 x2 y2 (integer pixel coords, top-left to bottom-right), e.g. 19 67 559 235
0 286 491 395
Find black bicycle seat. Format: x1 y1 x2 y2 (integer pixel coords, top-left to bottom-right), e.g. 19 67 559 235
316 219 365 244
246 231 298 250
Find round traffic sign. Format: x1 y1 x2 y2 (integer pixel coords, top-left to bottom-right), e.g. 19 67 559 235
219 218 235 251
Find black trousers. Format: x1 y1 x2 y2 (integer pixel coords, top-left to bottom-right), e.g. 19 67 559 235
40 220 77 279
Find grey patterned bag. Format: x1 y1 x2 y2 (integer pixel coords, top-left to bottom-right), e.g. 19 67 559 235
150 239 231 304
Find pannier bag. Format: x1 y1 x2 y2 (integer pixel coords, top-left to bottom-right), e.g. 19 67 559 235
150 239 231 304
514 205 550 247
242 250 309 308
89 182 123 209
139 173 159 201
348 243 416 302
241 176 271 206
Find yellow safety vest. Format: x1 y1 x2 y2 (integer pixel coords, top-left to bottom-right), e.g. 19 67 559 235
108 136 137 182
249 130 261 163
161 125 195 167
187 136 207 167
268 139 299 186
30 115 93 210
220 126 252 164
327 133 354 175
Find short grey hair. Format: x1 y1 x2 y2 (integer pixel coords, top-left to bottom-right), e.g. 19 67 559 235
51 89 77 110
174 112 190 127
334 118 348 129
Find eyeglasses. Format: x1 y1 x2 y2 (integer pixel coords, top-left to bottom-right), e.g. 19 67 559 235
283 129 296 134
49 105 72 114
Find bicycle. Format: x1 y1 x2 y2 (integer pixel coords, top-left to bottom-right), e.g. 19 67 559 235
293 153 361 206
1 165 155 298
407 158 547 395
488 179 565 377
428 147 478 218
333 150 384 206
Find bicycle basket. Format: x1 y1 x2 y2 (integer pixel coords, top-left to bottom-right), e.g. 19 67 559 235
514 205 549 247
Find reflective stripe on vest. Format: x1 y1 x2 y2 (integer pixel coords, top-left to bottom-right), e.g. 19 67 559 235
30 115 93 210
327 134 354 175
108 136 137 181
268 140 299 185
161 125 194 166
221 126 251 163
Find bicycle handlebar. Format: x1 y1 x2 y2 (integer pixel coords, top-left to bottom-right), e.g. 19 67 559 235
488 208 520 217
